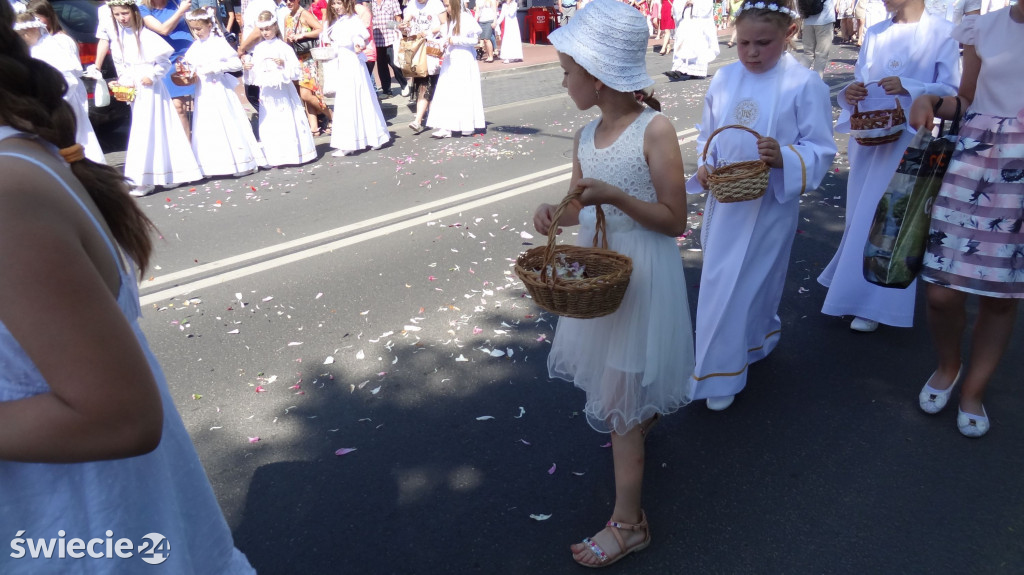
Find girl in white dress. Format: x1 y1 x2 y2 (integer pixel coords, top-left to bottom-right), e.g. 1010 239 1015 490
182 9 268 176
0 2 256 569
322 0 391 156
18 5 105 164
532 0 693 566
496 0 522 62
244 10 318 167
107 0 202 196
688 0 836 410
669 0 720 79
818 0 960 332
426 0 485 138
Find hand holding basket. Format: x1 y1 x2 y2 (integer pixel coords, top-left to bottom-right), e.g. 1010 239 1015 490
514 190 633 319
701 124 771 203
170 58 197 86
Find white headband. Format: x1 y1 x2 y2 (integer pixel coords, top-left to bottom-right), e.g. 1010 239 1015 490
735 2 798 19
256 15 278 28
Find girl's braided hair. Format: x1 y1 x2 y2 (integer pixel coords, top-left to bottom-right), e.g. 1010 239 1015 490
0 0 155 274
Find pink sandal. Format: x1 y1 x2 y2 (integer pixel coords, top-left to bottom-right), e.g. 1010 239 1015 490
573 511 651 568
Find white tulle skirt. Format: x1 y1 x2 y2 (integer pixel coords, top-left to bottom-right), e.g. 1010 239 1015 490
547 216 694 435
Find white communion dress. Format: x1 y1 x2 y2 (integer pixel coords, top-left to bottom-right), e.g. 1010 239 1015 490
322 14 390 154
183 34 268 176
546 107 695 435
497 1 522 61
427 13 486 135
249 36 318 167
110 25 202 187
30 32 105 164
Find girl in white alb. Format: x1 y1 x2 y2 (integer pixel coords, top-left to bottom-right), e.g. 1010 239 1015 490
670 0 719 78
426 0 485 138
15 16 106 164
818 0 960 331
182 9 268 176
107 1 202 195
687 0 836 411
245 11 318 167
322 0 390 156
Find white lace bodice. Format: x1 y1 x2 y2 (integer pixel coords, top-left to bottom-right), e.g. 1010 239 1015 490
577 107 659 233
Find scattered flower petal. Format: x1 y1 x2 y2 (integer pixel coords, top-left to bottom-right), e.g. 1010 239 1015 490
335 447 357 456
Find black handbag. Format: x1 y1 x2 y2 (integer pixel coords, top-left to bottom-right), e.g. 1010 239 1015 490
289 8 317 54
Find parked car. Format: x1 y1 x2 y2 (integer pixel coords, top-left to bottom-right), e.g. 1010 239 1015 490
50 0 130 130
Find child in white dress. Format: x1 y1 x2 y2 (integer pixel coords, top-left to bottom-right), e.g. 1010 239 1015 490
15 14 105 164
532 0 694 566
322 0 390 156
496 0 522 62
244 10 318 167
670 0 720 79
818 0 960 332
426 0 485 138
688 0 836 411
107 0 202 196
182 9 268 176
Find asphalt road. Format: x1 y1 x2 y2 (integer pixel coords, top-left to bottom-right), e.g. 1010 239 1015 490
133 42 1024 574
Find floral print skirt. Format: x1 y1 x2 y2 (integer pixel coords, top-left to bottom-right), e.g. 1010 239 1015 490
921 110 1024 298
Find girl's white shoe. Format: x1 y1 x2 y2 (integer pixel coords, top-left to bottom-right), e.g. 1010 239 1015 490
957 405 990 438
431 129 451 139
918 367 963 414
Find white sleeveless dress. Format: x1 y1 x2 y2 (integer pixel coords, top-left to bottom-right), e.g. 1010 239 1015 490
546 108 695 435
0 127 255 575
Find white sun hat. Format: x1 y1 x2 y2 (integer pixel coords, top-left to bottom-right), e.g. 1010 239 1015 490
548 0 653 93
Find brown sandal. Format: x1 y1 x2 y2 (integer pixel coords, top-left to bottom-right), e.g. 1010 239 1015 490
573 511 652 568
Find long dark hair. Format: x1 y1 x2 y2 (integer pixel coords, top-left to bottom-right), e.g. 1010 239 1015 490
0 0 155 273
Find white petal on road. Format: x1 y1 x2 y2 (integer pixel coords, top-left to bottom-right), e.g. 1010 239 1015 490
476 415 495 421
323 356 335 364
529 514 552 521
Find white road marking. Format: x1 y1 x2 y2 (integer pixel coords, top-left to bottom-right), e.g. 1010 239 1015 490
140 128 700 304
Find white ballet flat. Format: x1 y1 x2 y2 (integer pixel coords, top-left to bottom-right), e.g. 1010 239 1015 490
918 367 963 414
957 405 990 438
706 395 735 411
331 150 351 157
850 317 879 332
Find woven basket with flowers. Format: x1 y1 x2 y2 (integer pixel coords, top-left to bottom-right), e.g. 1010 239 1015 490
849 83 906 146
514 190 633 319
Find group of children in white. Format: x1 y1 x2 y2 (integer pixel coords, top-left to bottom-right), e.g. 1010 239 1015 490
532 0 1021 566
16 0 487 196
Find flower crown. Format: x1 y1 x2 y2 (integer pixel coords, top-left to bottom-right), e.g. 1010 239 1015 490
106 0 138 6
185 9 214 21
256 15 278 28
736 1 798 18
13 18 47 30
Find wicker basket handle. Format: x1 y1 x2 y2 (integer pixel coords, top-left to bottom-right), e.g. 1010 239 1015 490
540 188 608 284
700 124 764 171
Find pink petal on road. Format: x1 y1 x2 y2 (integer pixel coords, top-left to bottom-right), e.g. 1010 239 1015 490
248 437 260 443
335 448 357 456
548 463 556 475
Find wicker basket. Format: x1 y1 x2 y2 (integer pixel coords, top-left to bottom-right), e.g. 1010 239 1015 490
170 60 196 86
310 46 337 61
850 91 906 146
514 191 633 319
701 124 770 203
426 41 445 59
108 81 135 103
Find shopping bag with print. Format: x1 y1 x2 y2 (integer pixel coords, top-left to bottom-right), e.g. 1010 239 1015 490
863 102 961 288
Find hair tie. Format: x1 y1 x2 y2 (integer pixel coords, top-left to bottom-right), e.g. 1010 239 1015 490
59 144 85 164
